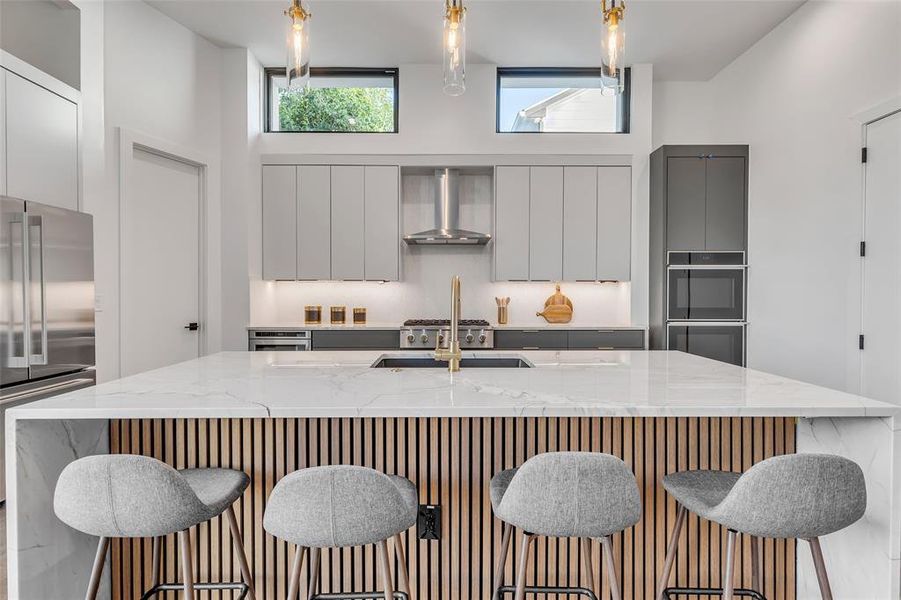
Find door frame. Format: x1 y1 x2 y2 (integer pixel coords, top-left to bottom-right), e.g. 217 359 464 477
118 127 210 377
855 97 901 394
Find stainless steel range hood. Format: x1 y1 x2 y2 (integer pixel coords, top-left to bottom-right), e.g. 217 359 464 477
403 168 491 245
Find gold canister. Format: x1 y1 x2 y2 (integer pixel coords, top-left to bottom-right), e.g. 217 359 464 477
304 305 322 324
353 308 367 325
330 306 346 324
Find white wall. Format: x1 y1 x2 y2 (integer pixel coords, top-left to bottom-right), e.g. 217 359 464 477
78 0 224 381
654 0 901 392
241 63 653 331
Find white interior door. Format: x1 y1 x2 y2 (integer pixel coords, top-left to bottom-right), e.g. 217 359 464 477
122 147 201 376
861 111 901 404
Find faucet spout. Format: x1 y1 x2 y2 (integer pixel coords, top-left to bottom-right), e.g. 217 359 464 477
434 275 463 372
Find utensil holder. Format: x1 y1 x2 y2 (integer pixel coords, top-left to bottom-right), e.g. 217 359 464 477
497 306 508 325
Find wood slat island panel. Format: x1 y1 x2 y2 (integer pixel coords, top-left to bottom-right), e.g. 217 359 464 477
109 417 795 600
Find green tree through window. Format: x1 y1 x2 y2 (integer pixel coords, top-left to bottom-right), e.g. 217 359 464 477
278 86 395 132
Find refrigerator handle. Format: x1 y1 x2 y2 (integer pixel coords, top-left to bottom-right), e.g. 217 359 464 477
27 215 47 366
7 214 29 368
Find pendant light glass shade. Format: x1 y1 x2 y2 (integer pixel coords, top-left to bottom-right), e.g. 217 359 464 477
443 0 466 96
600 0 625 95
285 0 311 89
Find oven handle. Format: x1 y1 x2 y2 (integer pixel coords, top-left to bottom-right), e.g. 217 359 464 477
667 264 747 270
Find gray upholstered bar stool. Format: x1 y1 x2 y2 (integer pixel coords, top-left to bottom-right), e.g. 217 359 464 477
656 453 866 600
53 454 256 600
490 452 642 600
263 465 418 600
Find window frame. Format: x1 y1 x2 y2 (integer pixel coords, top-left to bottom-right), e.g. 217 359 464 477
495 67 631 134
264 67 400 134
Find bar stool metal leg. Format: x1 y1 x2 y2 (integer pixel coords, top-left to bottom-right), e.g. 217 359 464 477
580 538 596 596
226 505 257 600
179 529 195 598
288 545 308 600
599 536 622 600
85 536 110 600
150 536 162 590
656 504 687 600
493 523 513 600
377 539 395 600
750 535 763 593
723 530 738 600
808 537 834 600
394 533 413 600
308 547 321 600
513 533 534 600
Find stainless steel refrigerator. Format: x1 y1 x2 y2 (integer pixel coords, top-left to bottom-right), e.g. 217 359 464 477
1 196 96 501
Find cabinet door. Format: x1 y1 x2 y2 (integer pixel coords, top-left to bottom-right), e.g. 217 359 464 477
494 330 568 350
312 330 400 350
330 166 365 280
297 166 331 279
262 165 297 280
704 157 746 251
364 166 399 281
568 329 645 350
1 71 6 195
666 157 706 251
5 72 78 210
529 166 564 281
494 166 530 281
597 166 632 281
563 167 597 281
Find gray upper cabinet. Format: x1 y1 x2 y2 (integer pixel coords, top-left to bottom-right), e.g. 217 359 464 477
496 164 632 282
262 165 297 280
263 164 400 281
529 167 564 281
363 166 399 281
664 150 748 252
494 166 530 281
297 166 331 280
704 157 746 251
330 166 365 280
5 71 78 211
666 157 707 251
563 167 598 281
597 166 632 281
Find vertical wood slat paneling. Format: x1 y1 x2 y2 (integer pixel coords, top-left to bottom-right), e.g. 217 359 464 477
110 417 796 600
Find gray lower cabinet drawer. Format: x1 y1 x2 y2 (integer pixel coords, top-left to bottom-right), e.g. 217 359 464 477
494 330 569 350
567 330 645 350
311 330 400 350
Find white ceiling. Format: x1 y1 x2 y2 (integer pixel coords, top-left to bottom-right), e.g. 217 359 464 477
147 0 805 81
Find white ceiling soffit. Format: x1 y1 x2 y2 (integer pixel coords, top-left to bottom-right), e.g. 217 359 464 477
146 0 806 81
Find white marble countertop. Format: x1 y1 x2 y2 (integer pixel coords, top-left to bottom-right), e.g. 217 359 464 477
247 324 647 330
9 351 898 420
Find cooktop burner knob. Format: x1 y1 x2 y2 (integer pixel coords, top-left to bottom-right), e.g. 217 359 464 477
405 330 415 343
420 330 429 344
478 330 487 344
465 330 474 343
439 333 445 344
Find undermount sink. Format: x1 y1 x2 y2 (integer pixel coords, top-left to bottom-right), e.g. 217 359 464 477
371 353 533 369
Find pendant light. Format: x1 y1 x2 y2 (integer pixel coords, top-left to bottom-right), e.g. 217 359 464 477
443 0 466 96
600 0 626 95
285 0 312 89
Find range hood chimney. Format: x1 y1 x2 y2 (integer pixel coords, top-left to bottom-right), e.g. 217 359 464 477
403 168 491 245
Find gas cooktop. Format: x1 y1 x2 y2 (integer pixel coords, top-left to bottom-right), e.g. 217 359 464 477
403 319 491 328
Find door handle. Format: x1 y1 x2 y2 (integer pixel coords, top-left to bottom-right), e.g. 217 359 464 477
184 322 199 331
7 215 28 368
28 215 47 366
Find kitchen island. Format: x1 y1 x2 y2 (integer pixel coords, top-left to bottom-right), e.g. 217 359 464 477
6 351 900 600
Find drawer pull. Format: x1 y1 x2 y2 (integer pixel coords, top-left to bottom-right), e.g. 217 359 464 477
597 346 614 350
522 346 540 350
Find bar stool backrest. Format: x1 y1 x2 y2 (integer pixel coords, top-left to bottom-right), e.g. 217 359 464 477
263 465 412 548
495 451 641 538
53 454 210 538
712 453 867 539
